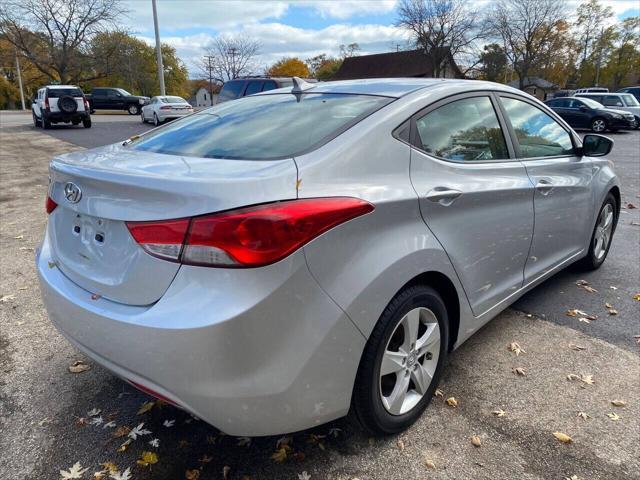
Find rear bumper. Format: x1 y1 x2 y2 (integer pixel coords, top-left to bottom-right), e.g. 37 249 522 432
36 227 365 436
157 111 192 121
45 111 89 122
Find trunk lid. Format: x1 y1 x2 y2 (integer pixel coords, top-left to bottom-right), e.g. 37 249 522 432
48 143 298 305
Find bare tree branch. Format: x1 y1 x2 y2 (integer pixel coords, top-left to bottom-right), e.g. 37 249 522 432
202 35 260 82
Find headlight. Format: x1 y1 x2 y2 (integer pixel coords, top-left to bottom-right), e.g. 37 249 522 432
610 113 622 119
139 99 144 104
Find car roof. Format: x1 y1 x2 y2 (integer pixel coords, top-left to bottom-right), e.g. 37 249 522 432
255 78 520 99
45 85 80 89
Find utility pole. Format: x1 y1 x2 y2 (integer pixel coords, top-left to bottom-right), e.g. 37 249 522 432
15 50 26 110
203 55 214 106
594 27 604 87
151 0 166 95
228 47 237 79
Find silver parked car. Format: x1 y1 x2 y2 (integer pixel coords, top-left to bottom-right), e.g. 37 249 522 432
37 78 619 436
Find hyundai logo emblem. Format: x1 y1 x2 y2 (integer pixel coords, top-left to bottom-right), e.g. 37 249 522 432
64 182 82 204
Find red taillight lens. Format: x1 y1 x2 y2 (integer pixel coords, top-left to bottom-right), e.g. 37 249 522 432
160 105 172 110
46 196 57 214
126 198 374 268
83 98 89 110
126 218 190 261
44 97 49 109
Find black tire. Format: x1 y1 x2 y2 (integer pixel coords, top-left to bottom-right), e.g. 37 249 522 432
590 117 607 133
82 117 92 128
42 116 51 129
32 112 41 127
127 104 140 115
153 113 160 126
351 285 449 435
576 192 617 271
141 111 146 124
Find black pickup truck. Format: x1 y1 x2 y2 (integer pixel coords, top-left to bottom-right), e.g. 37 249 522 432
86 87 149 115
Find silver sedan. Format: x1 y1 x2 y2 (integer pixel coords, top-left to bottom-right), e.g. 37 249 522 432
37 78 619 436
141 95 193 126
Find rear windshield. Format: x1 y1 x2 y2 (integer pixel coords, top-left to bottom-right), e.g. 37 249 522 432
47 88 82 98
130 93 392 160
161 96 188 103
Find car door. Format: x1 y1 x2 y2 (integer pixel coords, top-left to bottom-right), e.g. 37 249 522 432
566 99 592 128
497 94 594 283
108 90 124 109
409 92 534 316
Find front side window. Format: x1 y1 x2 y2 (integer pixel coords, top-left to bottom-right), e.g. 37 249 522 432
131 93 392 160
621 94 639 106
414 96 509 161
501 97 574 158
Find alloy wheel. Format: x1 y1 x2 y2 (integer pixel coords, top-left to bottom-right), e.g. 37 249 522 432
379 307 440 415
593 203 614 260
592 119 606 132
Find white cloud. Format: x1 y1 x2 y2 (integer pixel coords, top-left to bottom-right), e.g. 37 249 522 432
141 22 408 76
123 0 289 32
297 0 398 19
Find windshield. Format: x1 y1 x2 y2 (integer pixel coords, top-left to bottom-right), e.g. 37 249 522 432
579 98 604 109
621 94 639 106
130 93 392 160
161 96 188 103
117 88 132 96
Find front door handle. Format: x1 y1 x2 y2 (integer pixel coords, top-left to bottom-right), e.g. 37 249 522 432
425 187 463 205
535 179 554 195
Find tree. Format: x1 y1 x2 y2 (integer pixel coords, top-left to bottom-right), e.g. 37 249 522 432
202 35 260 81
266 57 310 77
575 0 613 71
397 0 485 77
600 17 640 89
339 43 361 58
0 37 47 106
487 0 567 89
0 0 126 83
478 43 508 81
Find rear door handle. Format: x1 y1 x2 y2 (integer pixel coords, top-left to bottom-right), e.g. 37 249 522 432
425 187 463 205
535 179 554 195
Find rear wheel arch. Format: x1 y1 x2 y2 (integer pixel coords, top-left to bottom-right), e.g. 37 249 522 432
397 271 460 352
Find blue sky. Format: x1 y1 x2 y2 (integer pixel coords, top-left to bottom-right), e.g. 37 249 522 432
123 0 639 77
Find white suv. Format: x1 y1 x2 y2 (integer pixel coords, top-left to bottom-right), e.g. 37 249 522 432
32 85 91 129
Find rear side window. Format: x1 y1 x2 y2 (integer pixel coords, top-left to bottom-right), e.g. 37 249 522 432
262 81 277 92
602 95 624 107
500 97 574 158
47 88 82 98
131 93 392 159
244 81 263 96
218 81 246 102
414 96 509 161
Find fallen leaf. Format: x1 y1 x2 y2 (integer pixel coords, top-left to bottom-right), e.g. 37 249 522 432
605 302 613 309
445 396 458 407
89 416 103 426
91 294 101 301
569 344 586 351
425 459 436 470
271 445 291 463
492 409 506 417
103 421 116 429
163 419 175 427
566 309 587 317
223 466 231 480
276 436 293 448
626 202 637 209
87 408 101 417
607 412 620 421
136 451 158 467
185 469 200 480
608 308 618 315
633 293 640 301
297 472 311 480
434 388 444 398
149 438 160 448
396 439 405 451
577 412 589 420
116 439 131 453
99 463 118 474
328 427 342 438
14 235 24 239
0 294 16 303
68 361 91 373
60 462 89 479
199 455 213 464
513 367 526 376
237 436 251 447
565 476 580 480
128 422 151 440
470 435 482 447
508 342 526 356
576 280 598 293
609 286 618 290
137 401 155 415
611 400 627 407
112 426 130 438
553 432 572 443
581 374 595 385
108 468 131 480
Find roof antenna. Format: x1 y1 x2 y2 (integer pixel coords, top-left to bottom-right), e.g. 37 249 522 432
291 76 315 94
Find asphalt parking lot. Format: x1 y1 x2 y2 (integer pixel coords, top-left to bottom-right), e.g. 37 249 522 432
1 115 639 480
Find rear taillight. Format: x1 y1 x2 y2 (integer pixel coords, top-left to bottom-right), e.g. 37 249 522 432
126 198 373 267
160 105 172 110
83 98 90 110
44 96 49 109
46 196 57 214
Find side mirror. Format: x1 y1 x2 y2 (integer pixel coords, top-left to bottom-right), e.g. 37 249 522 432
579 105 588 112
581 134 613 157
